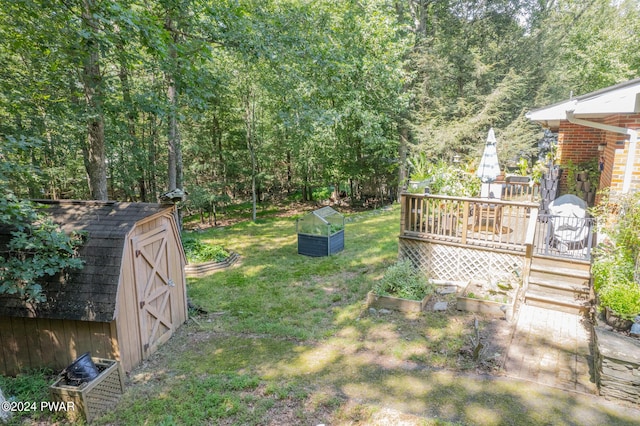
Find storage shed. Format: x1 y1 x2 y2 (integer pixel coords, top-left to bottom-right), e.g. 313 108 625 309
0 200 188 376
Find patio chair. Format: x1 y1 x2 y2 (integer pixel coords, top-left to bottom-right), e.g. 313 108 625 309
547 194 592 252
472 183 504 233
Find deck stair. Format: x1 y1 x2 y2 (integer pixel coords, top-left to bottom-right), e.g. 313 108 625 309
524 256 592 314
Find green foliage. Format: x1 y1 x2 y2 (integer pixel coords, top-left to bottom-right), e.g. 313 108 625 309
328 223 344 235
598 278 640 320
373 259 434 301
182 238 229 263
408 158 481 197
0 193 84 303
0 368 54 424
2 0 640 209
531 161 548 184
562 159 600 196
517 158 529 176
591 191 640 318
312 187 332 201
407 152 430 182
591 247 635 293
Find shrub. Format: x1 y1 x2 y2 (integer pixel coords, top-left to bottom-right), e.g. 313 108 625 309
591 191 640 319
182 238 229 263
591 246 635 293
0 193 84 303
373 260 434 301
407 157 480 197
598 278 640 320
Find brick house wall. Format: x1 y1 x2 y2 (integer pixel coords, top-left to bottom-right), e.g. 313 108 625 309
603 114 640 193
556 122 604 194
555 113 640 197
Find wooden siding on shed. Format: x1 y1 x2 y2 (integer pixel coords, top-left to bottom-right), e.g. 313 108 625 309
113 210 187 373
0 202 187 376
0 316 116 376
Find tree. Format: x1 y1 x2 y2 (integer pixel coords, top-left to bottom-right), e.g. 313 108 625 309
79 0 108 200
406 1 555 165
2 0 639 211
0 136 84 302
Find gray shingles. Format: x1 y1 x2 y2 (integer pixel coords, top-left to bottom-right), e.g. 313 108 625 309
0 200 173 322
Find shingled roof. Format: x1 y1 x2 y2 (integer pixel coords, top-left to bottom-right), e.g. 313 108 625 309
0 200 175 322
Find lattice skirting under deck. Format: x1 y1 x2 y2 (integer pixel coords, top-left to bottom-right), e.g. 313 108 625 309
399 237 525 283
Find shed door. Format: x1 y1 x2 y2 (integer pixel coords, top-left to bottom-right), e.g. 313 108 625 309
132 225 175 357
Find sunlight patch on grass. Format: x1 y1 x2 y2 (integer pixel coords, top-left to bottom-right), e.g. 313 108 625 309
332 303 366 324
385 375 434 398
170 335 298 375
465 404 502 426
334 325 361 340
278 345 342 376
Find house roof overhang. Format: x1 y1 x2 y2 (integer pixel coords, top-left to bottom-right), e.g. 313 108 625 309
526 78 640 128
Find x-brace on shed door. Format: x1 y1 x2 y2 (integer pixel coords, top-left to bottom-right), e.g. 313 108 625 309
132 225 175 357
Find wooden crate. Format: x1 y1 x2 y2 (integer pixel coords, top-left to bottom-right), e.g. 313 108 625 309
49 358 125 423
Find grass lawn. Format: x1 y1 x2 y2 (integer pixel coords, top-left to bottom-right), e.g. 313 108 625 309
3 203 639 425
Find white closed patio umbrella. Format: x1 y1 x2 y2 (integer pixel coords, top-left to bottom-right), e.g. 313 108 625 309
477 128 501 197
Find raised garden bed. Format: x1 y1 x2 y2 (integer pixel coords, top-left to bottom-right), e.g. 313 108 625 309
297 230 344 257
366 291 431 313
185 251 240 278
296 206 345 257
49 358 125 423
456 279 519 320
593 324 640 405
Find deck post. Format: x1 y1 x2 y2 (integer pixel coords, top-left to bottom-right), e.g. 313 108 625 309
461 200 469 245
400 192 407 236
522 206 539 295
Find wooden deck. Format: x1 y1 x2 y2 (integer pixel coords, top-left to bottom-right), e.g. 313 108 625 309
400 191 595 261
400 193 538 254
399 192 595 314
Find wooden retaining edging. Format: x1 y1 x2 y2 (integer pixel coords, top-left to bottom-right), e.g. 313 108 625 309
185 251 240 278
366 291 431 313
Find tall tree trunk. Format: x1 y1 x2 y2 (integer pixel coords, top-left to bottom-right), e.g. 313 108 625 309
117 39 146 201
81 0 107 201
397 126 409 200
286 150 292 194
394 0 434 202
165 17 183 192
244 88 257 222
148 114 158 198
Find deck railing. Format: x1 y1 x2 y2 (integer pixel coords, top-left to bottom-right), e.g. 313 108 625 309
400 192 539 253
500 181 541 202
534 214 596 261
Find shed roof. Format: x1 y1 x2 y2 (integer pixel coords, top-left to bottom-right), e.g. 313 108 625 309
526 78 640 126
0 200 175 322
